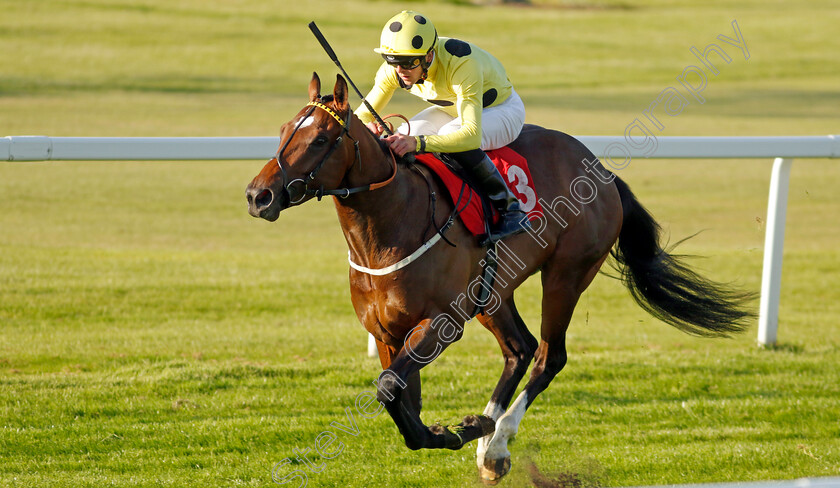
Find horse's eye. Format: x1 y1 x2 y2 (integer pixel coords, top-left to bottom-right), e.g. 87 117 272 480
313 135 329 146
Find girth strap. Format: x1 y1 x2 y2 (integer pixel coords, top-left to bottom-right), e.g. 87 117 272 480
471 241 499 318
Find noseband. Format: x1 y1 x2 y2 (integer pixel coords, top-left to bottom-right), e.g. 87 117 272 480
271 98 396 204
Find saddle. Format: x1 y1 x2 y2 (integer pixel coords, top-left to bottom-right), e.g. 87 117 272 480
414 146 544 240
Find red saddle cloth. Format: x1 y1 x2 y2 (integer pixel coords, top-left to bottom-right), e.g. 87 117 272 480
414 147 544 237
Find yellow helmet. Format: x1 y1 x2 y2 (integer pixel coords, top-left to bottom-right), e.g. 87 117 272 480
373 11 437 57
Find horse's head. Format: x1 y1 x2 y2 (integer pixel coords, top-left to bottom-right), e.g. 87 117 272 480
246 72 359 221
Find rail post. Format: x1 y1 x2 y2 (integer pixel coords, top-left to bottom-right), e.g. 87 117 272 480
757 157 794 346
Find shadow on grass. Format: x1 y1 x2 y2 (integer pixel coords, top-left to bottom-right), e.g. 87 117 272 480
759 342 805 354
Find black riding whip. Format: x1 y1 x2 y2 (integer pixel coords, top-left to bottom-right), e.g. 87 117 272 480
308 21 394 136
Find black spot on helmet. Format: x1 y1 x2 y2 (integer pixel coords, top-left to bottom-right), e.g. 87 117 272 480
374 10 438 56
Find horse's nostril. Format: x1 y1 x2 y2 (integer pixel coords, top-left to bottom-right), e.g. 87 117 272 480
255 189 273 209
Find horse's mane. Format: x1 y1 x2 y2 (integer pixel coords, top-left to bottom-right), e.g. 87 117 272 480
356 114 413 167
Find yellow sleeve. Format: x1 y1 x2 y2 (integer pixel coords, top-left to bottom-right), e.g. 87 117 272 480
354 63 398 125
420 61 483 153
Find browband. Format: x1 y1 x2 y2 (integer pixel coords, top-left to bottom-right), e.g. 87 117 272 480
306 101 346 126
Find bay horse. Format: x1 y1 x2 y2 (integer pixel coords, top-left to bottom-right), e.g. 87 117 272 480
245 73 753 483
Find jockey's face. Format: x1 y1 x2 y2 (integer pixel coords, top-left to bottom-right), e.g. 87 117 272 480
392 52 434 89
395 63 423 87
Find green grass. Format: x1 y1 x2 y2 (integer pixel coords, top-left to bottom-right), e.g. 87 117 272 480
2 0 840 486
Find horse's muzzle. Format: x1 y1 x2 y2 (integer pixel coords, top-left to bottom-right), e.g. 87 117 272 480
246 184 288 221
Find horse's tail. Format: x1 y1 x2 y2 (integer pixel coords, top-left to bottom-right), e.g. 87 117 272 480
610 177 755 337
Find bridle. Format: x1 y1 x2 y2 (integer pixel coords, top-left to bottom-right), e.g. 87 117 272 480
270 97 396 204
267 99 467 280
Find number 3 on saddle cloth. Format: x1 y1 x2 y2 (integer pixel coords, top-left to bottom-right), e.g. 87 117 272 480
414 146 544 240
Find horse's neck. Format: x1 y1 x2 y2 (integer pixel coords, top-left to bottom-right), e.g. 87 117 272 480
333 142 428 266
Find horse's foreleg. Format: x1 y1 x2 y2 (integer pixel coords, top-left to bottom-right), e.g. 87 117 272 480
375 318 450 450
375 339 422 416
376 317 495 451
475 298 537 470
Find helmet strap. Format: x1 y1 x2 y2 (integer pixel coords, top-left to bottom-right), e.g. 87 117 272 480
418 51 434 83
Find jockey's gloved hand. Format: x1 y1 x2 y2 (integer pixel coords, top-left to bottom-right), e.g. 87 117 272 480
366 121 384 136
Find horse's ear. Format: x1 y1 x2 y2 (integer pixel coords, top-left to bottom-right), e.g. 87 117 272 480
333 74 349 112
309 72 321 101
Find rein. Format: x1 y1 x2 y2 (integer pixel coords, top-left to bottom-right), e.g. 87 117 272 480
270 98 397 204
271 100 464 277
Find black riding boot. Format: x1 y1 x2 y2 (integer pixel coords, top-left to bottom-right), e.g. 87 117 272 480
450 149 530 241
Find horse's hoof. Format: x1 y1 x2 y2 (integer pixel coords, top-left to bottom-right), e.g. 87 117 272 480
479 456 511 485
462 414 496 437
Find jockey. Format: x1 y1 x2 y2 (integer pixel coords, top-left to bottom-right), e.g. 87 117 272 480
355 10 529 241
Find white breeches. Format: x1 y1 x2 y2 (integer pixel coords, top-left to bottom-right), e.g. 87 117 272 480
397 89 526 151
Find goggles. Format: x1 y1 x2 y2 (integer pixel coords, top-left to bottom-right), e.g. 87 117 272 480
382 54 424 70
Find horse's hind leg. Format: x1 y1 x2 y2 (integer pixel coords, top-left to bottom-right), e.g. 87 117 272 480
479 254 607 483
475 297 538 470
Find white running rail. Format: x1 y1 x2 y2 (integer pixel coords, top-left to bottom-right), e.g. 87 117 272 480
4 135 838 351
